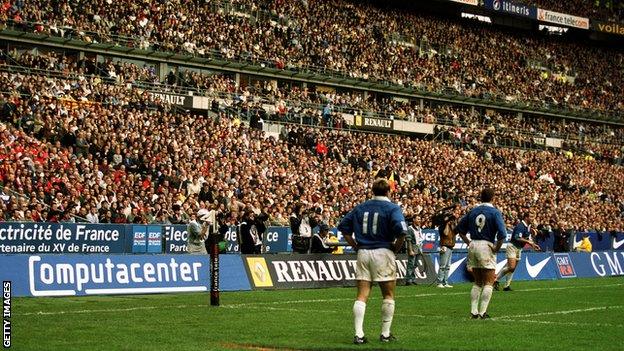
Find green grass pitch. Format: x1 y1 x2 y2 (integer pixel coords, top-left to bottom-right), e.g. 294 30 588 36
10 277 624 350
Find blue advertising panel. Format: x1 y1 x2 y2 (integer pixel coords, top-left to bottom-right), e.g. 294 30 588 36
443 251 624 282
263 226 290 253
443 251 557 284
452 231 514 252
612 233 624 251
0 222 126 254
163 225 240 254
421 229 439 252
437 252 471 284
332 228 355 254
162 225 188 253
535 232 554 252
0 221 617 255
484 0 537 18
0 254 251 297
568 251 624 278
573 232 612 251
225 225 239 253
131 226 147 253
513 252 558 280
146 226 163 253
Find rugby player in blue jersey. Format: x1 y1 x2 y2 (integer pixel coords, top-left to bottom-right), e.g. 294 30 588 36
339 178 407 344
456 188 506 319
495 212 540 291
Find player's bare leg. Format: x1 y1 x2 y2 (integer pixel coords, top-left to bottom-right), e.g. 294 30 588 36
502 258 517 290
495 258 516 290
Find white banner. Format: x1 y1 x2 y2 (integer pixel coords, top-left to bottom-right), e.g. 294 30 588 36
545 137 562 148
537 9 589 29
450 0 478 5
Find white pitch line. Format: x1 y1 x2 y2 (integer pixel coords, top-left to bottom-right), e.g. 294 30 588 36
222 293 440 309
224 305 341 314
519 283 624 293
221 282 624 309
497 305 624 319
491 306 624 328
495 318 624 328
15 282 624 317
21 304 205 316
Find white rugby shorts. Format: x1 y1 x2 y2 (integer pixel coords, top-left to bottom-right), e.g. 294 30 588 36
467 240 496 270
187 243 207 255
355 248 397 282
506 244 521 260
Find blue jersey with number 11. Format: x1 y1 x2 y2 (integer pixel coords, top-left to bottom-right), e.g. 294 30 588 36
338 196 407 250
456 203 506 243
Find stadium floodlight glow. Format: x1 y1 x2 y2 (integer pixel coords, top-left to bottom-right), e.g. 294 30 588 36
461 13 492 23
539 24 568 35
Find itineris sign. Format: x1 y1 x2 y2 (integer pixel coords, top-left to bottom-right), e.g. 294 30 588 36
537 8 589 29
484 0 537 19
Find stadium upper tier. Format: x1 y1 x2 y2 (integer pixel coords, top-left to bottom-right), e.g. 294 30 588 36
0 71 622 232
1 0 622 118
2 50 623 146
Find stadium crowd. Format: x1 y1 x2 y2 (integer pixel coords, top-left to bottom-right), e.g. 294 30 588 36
1 0 622 117
2 48 623 149
0 70 622 235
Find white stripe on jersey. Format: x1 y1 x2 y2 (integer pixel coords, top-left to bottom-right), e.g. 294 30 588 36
372 212 379 235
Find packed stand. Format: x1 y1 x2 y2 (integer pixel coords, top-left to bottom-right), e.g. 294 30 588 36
1 0 622 117
3 49 623 150
0 71 623 236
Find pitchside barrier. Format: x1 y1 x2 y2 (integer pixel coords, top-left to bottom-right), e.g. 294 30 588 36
243 254 437 289
2 251 624 297
1 222 623 254
0 254 251 297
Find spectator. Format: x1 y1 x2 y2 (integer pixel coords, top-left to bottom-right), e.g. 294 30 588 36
86 206 99 224
239 210 269 254
574 233 593 252
310 222 337 253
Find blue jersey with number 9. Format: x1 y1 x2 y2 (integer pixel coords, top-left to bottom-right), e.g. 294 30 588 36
456 203 506 243
338 196 408 249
